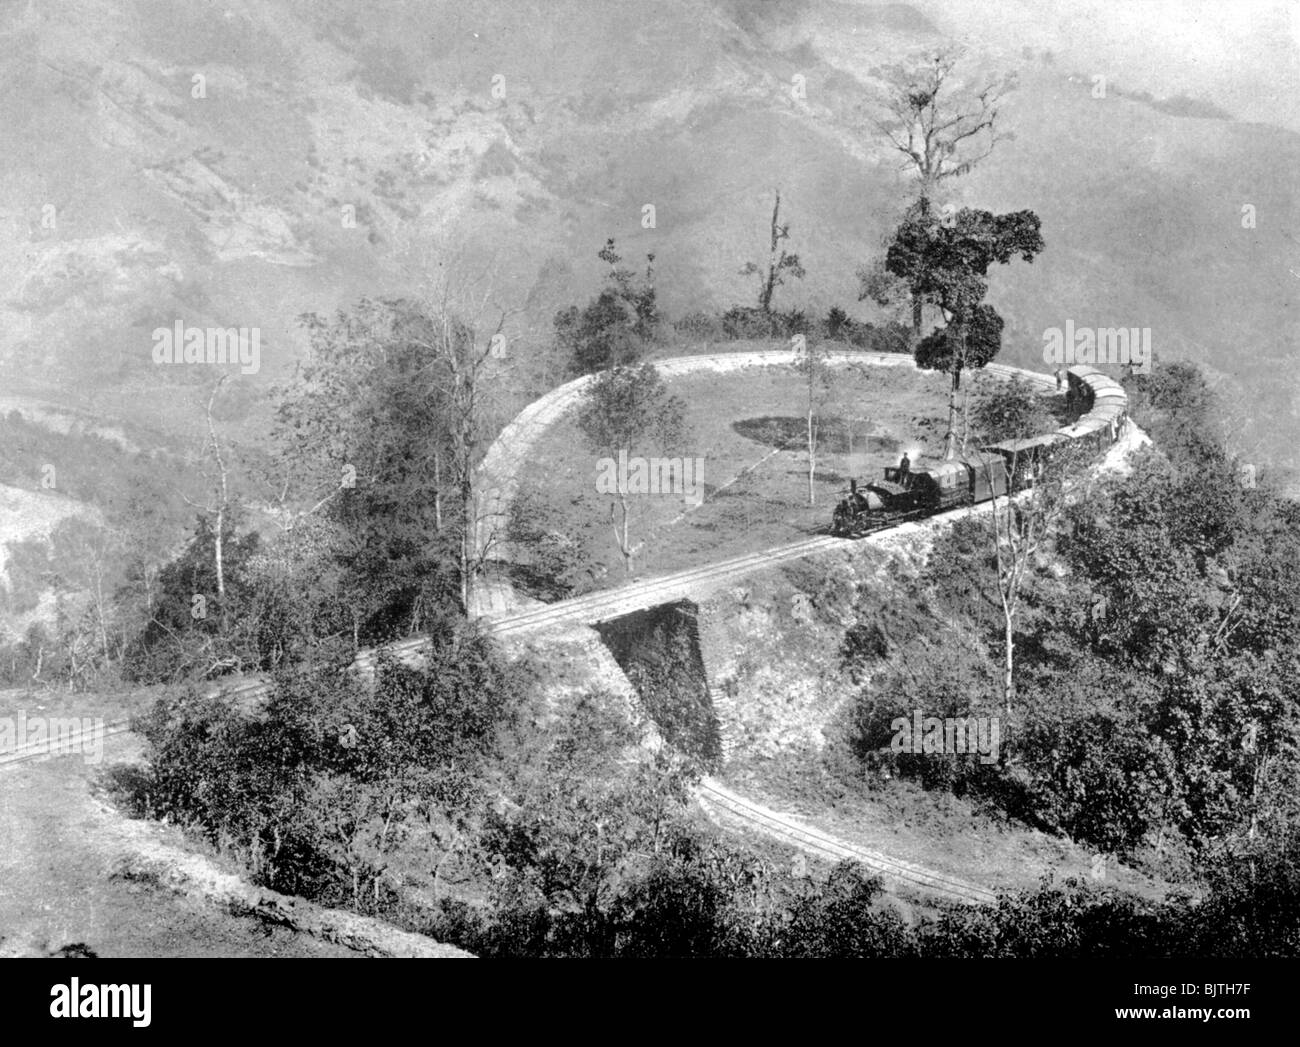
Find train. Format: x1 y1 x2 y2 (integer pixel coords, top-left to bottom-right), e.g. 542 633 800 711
831 365 1129 537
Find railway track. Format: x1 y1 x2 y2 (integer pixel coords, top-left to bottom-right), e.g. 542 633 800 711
3 352 1124 910
0 678 270 771
0 718 133 770
698 778 998 906
0 714 990 905
361 532 846 670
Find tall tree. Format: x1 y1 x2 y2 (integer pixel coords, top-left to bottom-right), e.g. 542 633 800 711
181 376 236 633
980 438 1089 713
740 190 805 317
867 47 1015 336
886 205 1044 458
278 293 512 634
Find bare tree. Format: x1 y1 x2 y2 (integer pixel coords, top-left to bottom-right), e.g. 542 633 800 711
793 336 832 505
871 46 1015 201
409 256 523 612
740 189 805 316
976 441 1089 713
181 375 235 632
867 46 1016 336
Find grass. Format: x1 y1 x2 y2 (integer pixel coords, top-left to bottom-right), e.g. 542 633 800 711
518 360 954 588
0 683 168 723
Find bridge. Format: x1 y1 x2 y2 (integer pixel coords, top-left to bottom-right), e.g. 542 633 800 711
5 349 1141 909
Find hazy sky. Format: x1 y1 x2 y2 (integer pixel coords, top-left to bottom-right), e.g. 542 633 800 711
922 0 1300 131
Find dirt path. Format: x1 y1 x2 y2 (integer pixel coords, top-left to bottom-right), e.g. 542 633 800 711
0 734 359 957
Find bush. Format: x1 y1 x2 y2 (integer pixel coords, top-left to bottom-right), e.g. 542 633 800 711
818 310 912 353
673 312 727 342
721 306 810 340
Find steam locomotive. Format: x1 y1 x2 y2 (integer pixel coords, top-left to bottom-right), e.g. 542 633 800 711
831 365 1128 538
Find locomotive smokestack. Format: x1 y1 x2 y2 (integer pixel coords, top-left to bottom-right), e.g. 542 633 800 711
850 478 857 496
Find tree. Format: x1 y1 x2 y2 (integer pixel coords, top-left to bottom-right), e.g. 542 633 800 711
886 204 1044 458
476 693 700 956
867 47 1016 335
180 376 237 634
505 479 603 600
557 240 658 376
966 375 1074 712
123 511 262 681
871 47 1015 203
278 293 511 631
576 364 688 575
740 189 805 316
128 616 520 909
971 375 1057 448
792 334 833 505
980 439 1090 713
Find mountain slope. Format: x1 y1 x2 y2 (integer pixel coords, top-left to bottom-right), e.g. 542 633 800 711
0 0 1294 480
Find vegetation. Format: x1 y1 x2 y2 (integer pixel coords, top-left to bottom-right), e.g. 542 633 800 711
576 363 689 574
840 360 1300 884
865 45 1016 336
739 189 806 319
7 156 1297 958
885 201 1044 457
556 239 659 376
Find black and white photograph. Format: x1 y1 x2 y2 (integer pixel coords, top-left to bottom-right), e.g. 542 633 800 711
0 0 1295 1020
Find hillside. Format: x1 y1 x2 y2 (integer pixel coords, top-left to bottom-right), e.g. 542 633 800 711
0 0 1295 485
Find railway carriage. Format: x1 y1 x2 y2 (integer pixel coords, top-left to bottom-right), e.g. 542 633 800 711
980 432 1063 487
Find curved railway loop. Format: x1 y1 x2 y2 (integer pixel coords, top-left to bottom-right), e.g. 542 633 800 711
3 351 1135 907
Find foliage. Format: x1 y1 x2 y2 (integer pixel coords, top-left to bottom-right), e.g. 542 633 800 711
885 201 1043 456
871 46 1016 200
123 617 520 909
720 304 809 340
557 239 658 375
576 363 687 456
276 298 478 638
970 375 1058 442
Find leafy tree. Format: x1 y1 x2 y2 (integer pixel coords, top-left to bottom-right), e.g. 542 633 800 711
850 626 1001 795
478 693 699 956
1022 707 1177 853
504 479 603 600
757 863 911 958
886 203 1044 457
576 364 688 574
1121 361 1216 468
277 296 507 632
557 240 658 376
123 511 262 682
127 616 520 908
969 374 1057 448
